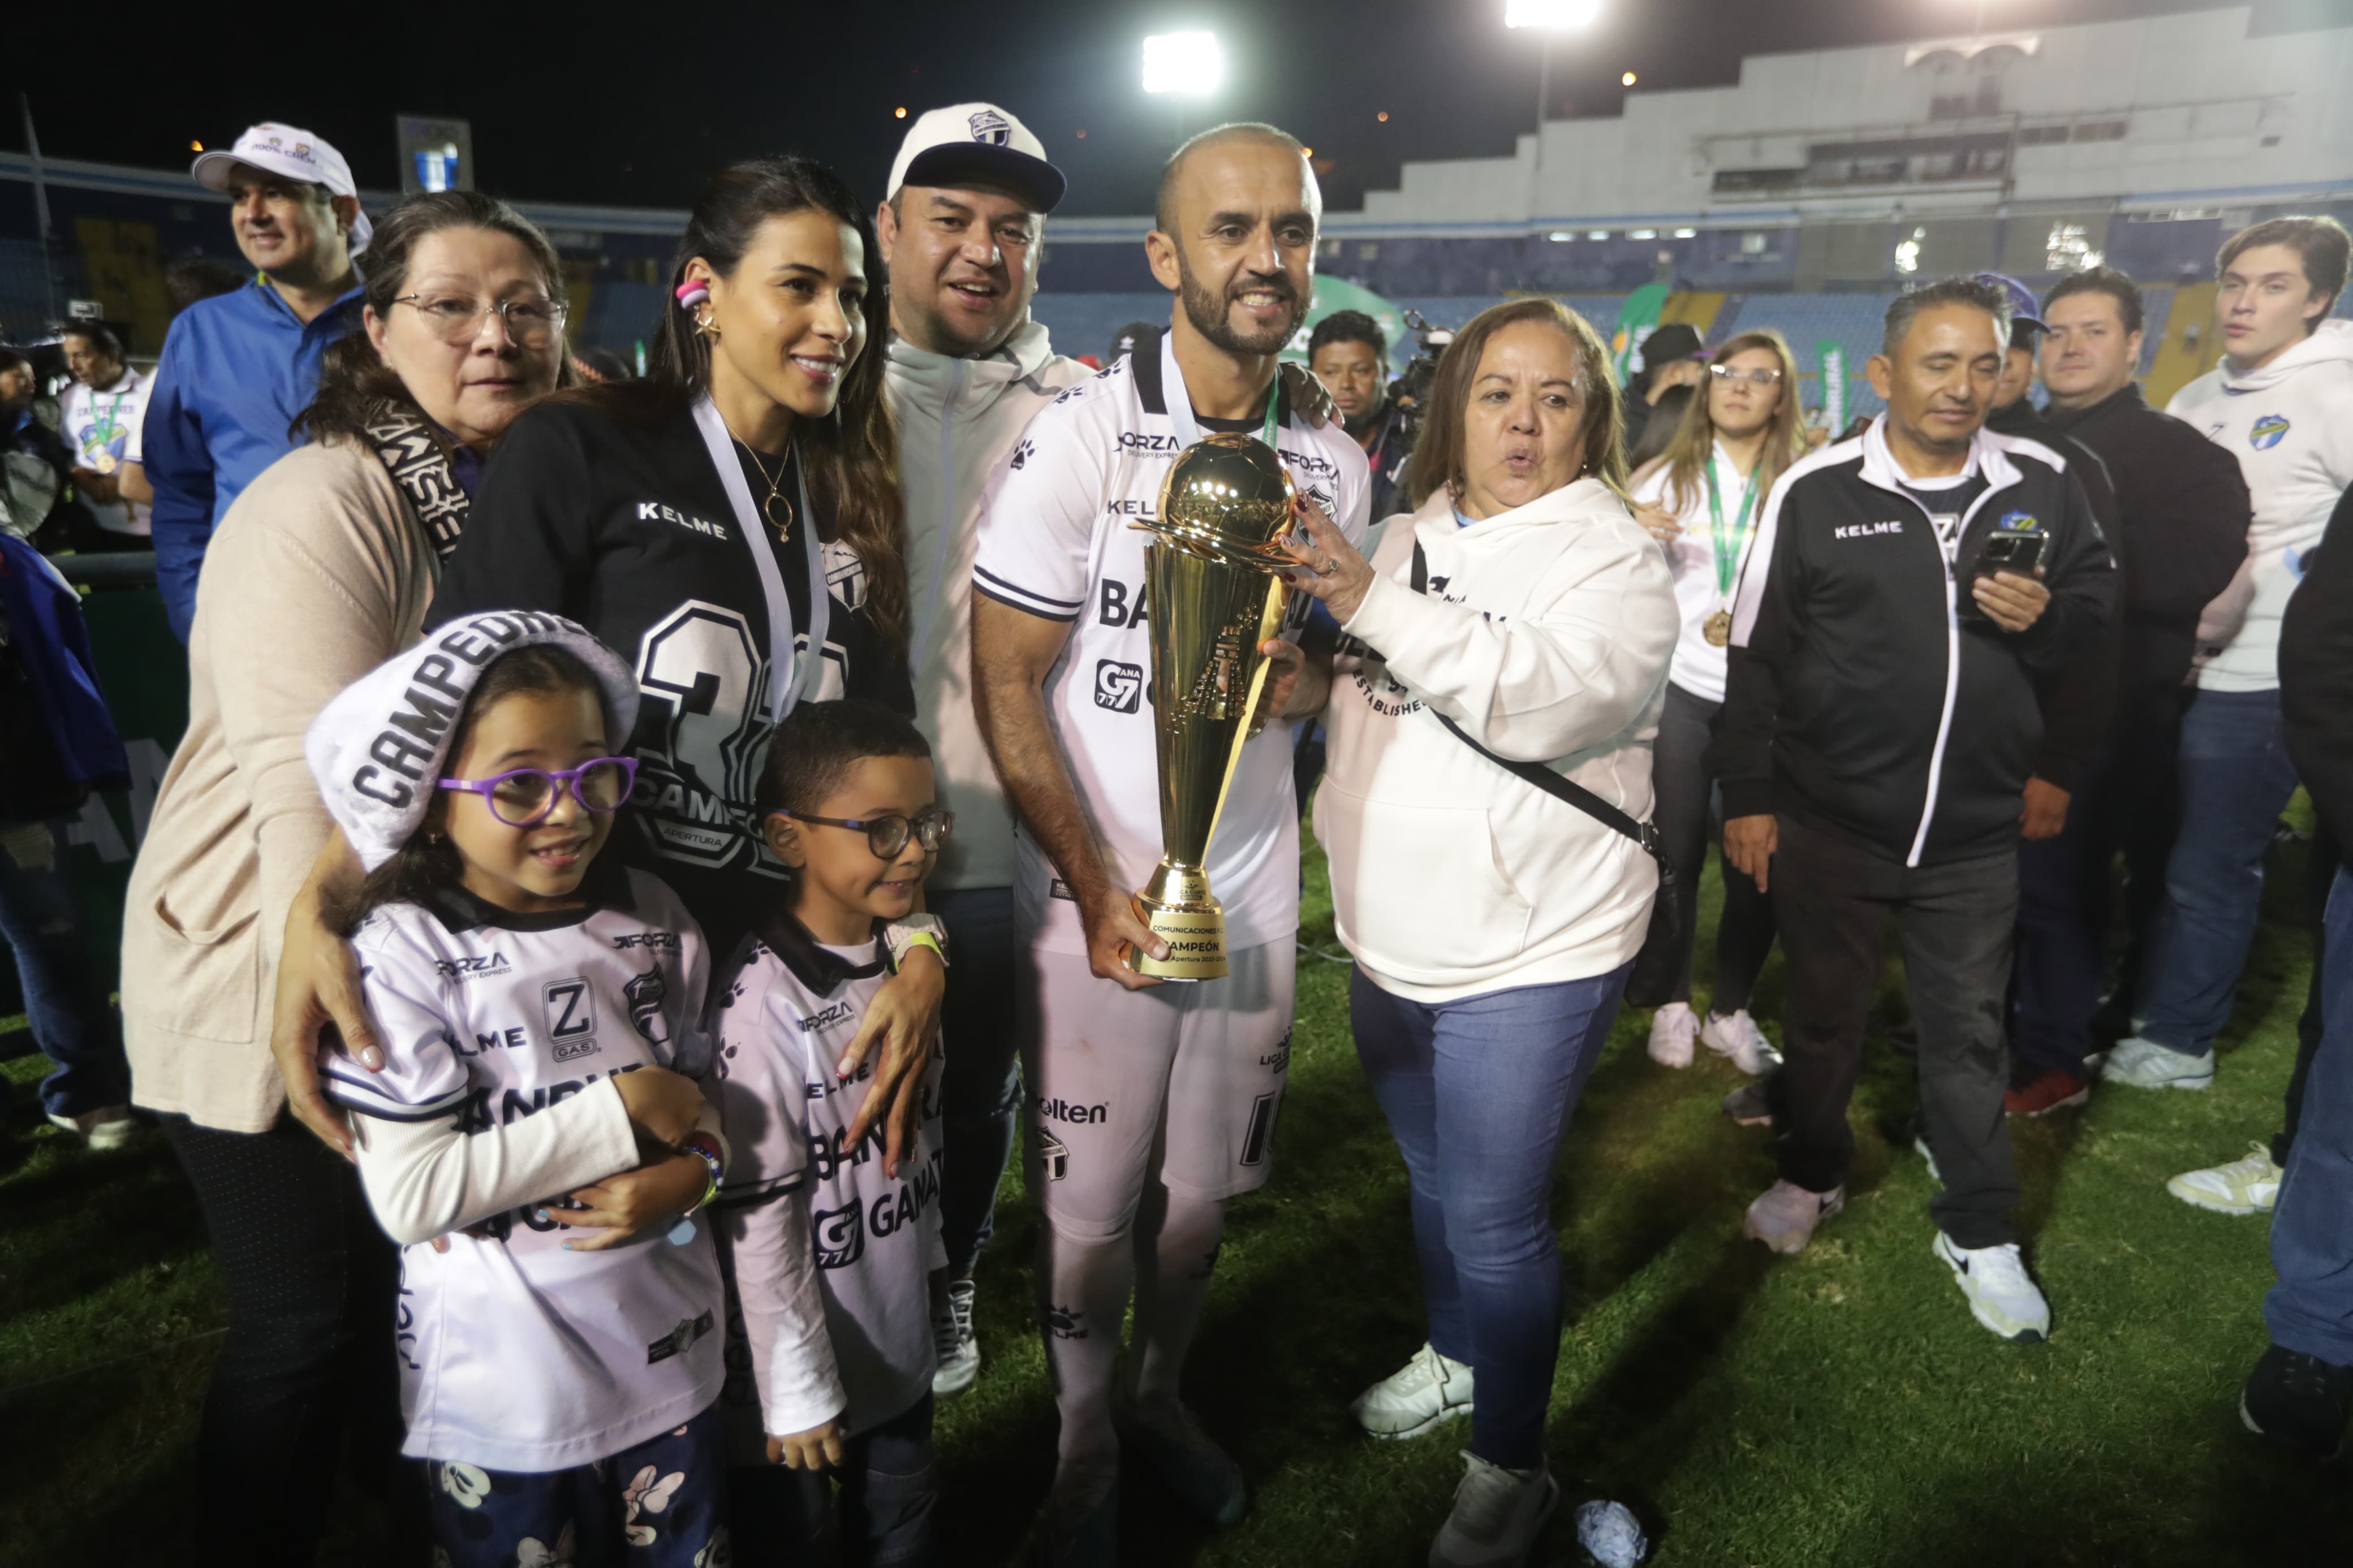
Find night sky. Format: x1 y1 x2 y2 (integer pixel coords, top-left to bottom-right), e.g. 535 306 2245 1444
12 1 2340 216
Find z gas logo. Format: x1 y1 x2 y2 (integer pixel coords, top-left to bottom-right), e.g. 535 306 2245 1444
1009 437 1035 471
1095 660 1144 713
2251 414 2291 451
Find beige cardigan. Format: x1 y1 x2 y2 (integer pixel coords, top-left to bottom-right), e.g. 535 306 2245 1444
123 439 437 1131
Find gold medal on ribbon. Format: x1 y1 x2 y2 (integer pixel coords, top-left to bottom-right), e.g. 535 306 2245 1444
1704 610 1733 647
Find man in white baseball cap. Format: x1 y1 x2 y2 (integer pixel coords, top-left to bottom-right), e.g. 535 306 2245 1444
145 122 368 640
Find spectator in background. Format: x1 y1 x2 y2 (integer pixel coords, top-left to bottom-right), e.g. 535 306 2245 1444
1 347 100 552
1623 381 1693 472
2019 267 2253 1120
144 122 369 642
2104 217 2353 1102
0 527 133 1149
56 322 150 543
119 258 251 512
2248 480 2353 1456
1972 272 2127 1117
1309 309 1410 527
1619 321 1706 457
1710 278 2114 1341
1624 330 1808 1075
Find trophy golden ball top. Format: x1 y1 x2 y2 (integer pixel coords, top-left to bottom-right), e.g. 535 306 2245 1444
1146 433 1298 568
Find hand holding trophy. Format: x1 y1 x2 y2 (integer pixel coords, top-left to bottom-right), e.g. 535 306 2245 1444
1124 433 1299 980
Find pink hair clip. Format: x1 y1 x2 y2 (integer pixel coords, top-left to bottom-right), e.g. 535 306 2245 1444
675 279 711 309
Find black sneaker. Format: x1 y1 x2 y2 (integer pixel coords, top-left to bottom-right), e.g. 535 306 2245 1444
2240 1345 2353 1458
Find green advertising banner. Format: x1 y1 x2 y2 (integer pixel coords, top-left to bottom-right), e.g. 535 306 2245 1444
1610 283 1671 387
1817 340 1849 434
1281 276 1410 366
58 585 189 988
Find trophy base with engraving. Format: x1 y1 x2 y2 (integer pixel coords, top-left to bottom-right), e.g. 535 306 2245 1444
1130 861 1229 981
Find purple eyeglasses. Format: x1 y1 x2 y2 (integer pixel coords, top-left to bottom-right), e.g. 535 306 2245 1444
437 757 639 828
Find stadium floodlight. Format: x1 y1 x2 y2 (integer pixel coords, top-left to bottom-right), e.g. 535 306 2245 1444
1143 32 1223 95
1506 0 1602 28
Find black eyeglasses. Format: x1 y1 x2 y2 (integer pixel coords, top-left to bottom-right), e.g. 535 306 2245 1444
1709 364 1784 387
777 806 955 860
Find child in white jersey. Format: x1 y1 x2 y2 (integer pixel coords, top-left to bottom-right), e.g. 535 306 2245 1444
714 698 951 1566
306 615 735 1568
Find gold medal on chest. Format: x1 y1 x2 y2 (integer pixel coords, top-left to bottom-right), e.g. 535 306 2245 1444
1704 609 1734 647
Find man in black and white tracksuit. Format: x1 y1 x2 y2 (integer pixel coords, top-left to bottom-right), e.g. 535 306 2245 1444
1709 277 2115 1342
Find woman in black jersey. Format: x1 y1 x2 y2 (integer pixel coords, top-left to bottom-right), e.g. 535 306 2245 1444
273 159 943 1176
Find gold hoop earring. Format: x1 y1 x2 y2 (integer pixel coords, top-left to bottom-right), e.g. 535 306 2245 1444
694 310 719 340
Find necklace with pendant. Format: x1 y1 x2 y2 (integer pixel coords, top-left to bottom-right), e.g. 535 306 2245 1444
737 441 795 542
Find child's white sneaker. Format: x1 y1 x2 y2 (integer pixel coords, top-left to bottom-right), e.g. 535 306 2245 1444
1647 1003 1697 1068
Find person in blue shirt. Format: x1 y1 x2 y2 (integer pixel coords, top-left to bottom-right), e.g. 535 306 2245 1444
143 122 370 640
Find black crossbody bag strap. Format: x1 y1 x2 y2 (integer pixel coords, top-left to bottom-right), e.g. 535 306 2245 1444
1409 539 1678 920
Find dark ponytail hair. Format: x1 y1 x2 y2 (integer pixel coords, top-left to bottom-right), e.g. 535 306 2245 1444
297 190 572 449
560 155 908 653
333 644 609 934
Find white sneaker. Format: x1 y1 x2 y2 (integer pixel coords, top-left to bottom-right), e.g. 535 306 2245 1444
2166 1142 2283 1215
1351 1342 1475 1440
1647 1003 1697 1068
1915 1135 1941 1186
2098 1037 2213 1090
1934 1234 2050 1342
931 1277 979 1398
1429 1452 1558 1568
47 1107 137 1151
1701 1010 1782 1075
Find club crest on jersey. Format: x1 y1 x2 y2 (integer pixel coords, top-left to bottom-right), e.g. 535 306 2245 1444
812 1201 866 1269
1997 511 2040 532
2251 413 2291 451
624 966 669 1047
968 109 1011 146
1037 1130 1070 1181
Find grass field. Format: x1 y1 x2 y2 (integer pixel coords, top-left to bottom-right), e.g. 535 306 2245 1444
3 835 2348 1567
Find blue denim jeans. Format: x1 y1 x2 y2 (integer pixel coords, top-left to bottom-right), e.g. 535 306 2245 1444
0 818 128 1118
931 887 1020 1277
2265 866 2353 1366
2136 687 2304 1058
1351 962 1630 1470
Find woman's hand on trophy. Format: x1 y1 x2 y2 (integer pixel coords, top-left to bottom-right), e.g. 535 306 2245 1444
1080 884 1169 991
1281 494 1377 624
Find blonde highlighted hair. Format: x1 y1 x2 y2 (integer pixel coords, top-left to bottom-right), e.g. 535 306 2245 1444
1657 329 1808 517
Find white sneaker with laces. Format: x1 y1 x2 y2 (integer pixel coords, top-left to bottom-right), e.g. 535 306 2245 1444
1351 1342 1475 1440
1934 1234 2050 1342
1701 1010 1782 1075
2166 1142 2283 1215
47 1107 137 1151
2098 1036 2213 1090
1429 1452 1557 1568
1647 1003 1697 1068
930 1277 979 1398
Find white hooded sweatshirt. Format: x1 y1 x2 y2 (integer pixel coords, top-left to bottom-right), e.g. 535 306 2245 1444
886 319 1088 891
1315 478 1679 1003
2168 316 2353 692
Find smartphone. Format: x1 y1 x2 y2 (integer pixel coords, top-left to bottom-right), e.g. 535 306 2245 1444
1975 530 2048 578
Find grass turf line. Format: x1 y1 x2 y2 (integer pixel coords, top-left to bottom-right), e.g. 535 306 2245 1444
2 835 2347 1565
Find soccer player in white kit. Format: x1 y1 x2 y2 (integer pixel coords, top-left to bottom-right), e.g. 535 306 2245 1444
971 123 1368 1563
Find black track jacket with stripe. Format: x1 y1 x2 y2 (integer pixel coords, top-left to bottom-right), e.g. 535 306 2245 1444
1706 417 2117 868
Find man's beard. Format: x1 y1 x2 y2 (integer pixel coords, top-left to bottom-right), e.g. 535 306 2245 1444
1177 254 1302 358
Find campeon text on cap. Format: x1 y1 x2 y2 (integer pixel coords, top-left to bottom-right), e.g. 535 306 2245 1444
887 103 1066 214
191 122 373 256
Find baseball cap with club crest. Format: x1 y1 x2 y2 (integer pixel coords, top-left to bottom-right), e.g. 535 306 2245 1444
887 103 1066 214
192 122 373 256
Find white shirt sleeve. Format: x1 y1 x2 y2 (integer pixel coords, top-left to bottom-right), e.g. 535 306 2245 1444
330 919 641 1246
971 392 1107 623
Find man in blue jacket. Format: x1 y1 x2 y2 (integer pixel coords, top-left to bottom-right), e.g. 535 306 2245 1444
143 122 368 640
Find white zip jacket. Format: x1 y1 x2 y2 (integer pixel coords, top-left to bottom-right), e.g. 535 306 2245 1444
1316 478 1679 1003
2169 317 2353 692
886 319 1088 890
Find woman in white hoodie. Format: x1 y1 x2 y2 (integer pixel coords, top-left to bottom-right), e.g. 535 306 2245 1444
1277 298 1677 1568
2105 215 2353 1098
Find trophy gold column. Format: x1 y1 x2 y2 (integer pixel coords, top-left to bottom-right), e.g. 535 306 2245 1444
1126 433 1299 980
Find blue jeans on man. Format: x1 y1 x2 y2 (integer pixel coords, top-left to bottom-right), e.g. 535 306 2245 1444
0 818 128 1119
1351 962 1629 1470
2135 687 2304 1057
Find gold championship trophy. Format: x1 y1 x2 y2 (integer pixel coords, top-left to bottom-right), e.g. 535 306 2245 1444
1126 433 1299 981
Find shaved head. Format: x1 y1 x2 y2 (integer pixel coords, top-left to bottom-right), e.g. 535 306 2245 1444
1155 122 1316 235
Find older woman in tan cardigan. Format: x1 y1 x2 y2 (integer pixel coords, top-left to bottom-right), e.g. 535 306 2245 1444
118 191 581 1568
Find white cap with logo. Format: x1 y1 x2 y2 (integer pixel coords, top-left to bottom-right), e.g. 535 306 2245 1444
886 103 1066 214
191 122 373 257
